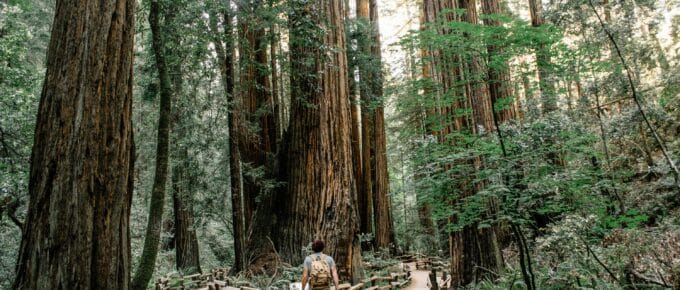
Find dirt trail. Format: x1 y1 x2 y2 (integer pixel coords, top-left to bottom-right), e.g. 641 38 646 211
404 262 430 290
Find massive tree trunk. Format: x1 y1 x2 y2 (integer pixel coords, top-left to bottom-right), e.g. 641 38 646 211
13 0 135 289
132 0 174 289
368 0 395 249
208 4 245 272
276 0 363 282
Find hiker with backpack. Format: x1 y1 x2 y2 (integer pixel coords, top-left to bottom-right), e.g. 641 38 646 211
301 240 340 290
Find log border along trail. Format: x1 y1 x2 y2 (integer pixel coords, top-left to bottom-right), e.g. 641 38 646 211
404 262 430 290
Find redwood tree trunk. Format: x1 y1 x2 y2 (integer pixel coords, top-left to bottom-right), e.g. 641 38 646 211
481 0 517 121
238 0 277 233
348 0 366 238
276 0 363 282
356 0 374 239
172 148 201 274
368 0 395 249
209 5 245 272
528 0 556 114
421 0 504 286
13 0 135 289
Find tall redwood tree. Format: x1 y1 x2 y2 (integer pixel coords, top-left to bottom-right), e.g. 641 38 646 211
275 0 363 282
13 0 136 289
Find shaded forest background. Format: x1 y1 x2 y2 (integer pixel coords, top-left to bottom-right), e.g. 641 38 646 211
1 0 679 289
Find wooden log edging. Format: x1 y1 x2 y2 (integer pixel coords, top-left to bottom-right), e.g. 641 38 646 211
156 267 415 290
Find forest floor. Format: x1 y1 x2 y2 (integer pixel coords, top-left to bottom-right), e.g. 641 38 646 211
404 262 430 290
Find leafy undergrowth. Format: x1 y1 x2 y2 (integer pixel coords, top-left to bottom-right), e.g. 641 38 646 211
471 214 679 290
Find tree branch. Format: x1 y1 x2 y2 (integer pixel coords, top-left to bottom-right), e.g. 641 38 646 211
587 0 680 189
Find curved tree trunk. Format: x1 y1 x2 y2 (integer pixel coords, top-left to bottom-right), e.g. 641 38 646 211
276 0 363 282
132 0 174 288
13 0 135 289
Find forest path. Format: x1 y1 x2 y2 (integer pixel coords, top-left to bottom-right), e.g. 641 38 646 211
404 262 430 290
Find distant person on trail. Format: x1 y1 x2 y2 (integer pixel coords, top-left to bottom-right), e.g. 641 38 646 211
301 240 340 290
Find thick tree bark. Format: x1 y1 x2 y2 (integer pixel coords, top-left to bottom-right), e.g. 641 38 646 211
13 0 135 289
368 0 395 249
132 1 173 289
276 0 363 282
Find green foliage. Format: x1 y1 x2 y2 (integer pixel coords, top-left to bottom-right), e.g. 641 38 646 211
0 2 52 287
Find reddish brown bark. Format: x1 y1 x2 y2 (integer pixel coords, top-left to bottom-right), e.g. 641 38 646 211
356 0 374 238
481 0 518 121
238 0 277 233
209 5 244 272
276 0 363 282
528 0 556 114
368 0 395 249
171 148 201 274
13 0 135 289
421 0 504 286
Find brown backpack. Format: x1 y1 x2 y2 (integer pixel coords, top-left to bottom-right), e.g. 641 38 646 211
309 254 331 289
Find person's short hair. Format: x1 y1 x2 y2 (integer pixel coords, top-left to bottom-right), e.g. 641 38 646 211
312 240 325 252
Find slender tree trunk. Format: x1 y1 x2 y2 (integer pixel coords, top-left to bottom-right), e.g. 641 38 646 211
347 0 366 238
481 0 517 121
420 0 503 285
238 0 276 233
164 3 202 275
356 0 375 240
416 3 438 244
172 148 201 274
588 0 680 187
13 0 135 289
132 1 174 288
209 5 245 272
368 0 395 249
528 0 556 114
276 0 363 282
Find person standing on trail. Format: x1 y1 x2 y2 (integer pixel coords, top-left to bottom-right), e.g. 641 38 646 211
301 240 340 290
